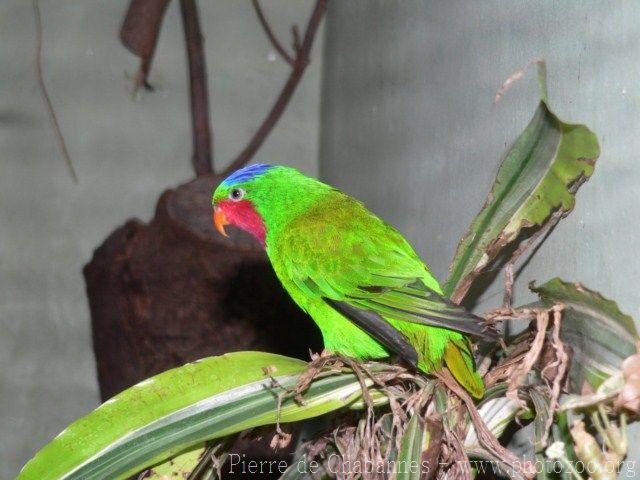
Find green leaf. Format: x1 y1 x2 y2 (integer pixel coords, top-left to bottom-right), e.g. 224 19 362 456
444 68 599 302
464 383 524 449
143 436 235 480
18 352 372 480
396 414 425 480
396 414 441 480
529 389 551 454
143 445 210 479
530 278 638 391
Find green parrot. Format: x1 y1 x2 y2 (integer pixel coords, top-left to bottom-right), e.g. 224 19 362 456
212 164 497 398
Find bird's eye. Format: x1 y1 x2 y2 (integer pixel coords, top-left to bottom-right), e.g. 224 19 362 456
229 188 245 201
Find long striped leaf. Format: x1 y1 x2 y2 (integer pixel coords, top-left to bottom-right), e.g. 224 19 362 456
444 64 599 302
18 352 371 480
143 445 210 479
395 414 429 480
464 396 521 449
530 278 638 390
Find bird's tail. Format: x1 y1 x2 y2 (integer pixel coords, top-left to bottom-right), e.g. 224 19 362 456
442 337 484 399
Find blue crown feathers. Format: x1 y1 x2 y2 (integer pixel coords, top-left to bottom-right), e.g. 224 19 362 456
221 164 274 187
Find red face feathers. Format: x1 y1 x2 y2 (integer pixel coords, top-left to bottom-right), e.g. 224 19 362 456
212 164 273 246
214 199 266 246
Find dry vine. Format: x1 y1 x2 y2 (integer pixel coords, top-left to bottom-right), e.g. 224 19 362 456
540 306 568 447
32 0 78 183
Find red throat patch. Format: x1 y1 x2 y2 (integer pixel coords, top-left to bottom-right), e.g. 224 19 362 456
217 199 266 246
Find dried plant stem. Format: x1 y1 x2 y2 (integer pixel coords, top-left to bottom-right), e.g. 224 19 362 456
540 306 568 447
503 210 563 308
507 310 550 402
33 0 78 183
444 428 473 480
337 355 375 412
437 369 535 479
494 57 545 104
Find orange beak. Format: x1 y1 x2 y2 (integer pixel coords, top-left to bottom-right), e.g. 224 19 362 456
213 207 229 237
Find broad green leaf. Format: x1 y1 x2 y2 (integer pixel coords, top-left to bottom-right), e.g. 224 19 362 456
464 383 524 449
444 70 599 301
529 389 551 454
395 415 440 480
18 352 372 480
395 414 425 480
143 436 235 480
396 413 441 480
143 444 210 479
530 278 638 391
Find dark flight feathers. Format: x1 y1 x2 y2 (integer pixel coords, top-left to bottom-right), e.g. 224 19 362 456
322 280 498 365
323 298 419 367
349 281 499 340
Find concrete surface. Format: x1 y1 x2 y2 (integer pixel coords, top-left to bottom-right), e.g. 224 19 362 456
0 0 322 476
320 0 640 464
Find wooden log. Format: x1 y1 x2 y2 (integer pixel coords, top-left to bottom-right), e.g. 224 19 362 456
84 174 321 400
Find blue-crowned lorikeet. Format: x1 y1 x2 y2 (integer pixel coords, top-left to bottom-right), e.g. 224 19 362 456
212 164 497 398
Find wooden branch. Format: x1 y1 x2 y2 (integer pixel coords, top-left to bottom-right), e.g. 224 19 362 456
120 0 171 93
133 57 154 92
222 0 326 176
180 0 213 176
251 0 294 66
291 25 302 54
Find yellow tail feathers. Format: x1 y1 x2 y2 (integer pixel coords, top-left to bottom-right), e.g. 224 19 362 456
443 338 485 399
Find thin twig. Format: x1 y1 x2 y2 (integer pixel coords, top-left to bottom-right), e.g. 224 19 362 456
444 428 473 480
222 0 326 176
33 0 78 183
264 373 297 445
133 57 154 93
506 310 550 404
180 0 213 176
494 58 545 104
251 0 295 66
540 307 568 447
291 25 301 53
437 369 536 479
337 355 375 412
502 210 564 308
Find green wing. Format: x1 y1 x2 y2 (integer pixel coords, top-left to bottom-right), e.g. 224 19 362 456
335 281 496 339
275 193 496 341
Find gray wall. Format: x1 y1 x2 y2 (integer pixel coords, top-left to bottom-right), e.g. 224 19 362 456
0 1 322 476
320 0 640 462
321 1 640 315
